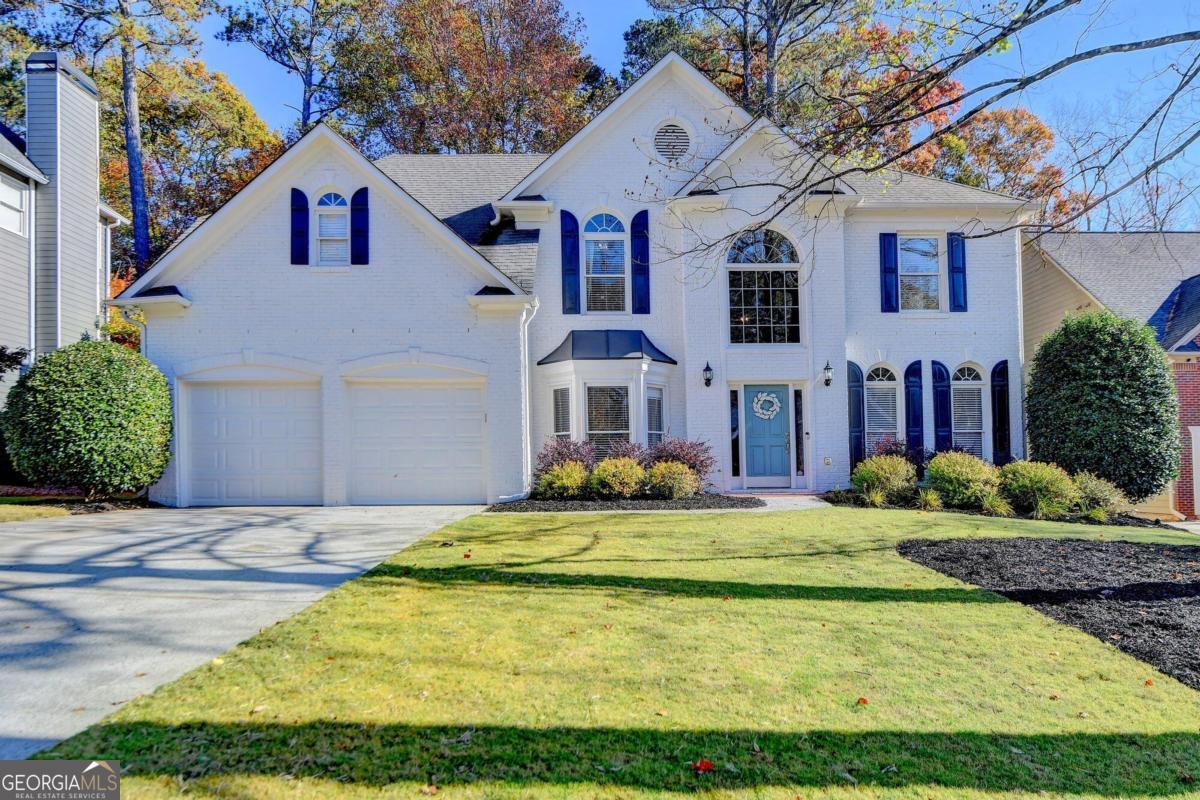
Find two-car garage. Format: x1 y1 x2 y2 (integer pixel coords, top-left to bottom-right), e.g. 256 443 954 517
184 379 488 506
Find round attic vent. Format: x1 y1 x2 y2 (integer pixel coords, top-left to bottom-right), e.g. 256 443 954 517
653 123 690 161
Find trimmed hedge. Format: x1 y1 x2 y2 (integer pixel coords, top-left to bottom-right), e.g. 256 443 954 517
999 460 1079 519
0 341 171 496
646 461 700 499
1027 311 1179 501
851 454 916 505
925 451 999 509
589 457 646 499
535 461 589 499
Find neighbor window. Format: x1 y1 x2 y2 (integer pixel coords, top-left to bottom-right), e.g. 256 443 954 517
646 386 665 445
952 365 984 457
0 173 26 236
864 366 899 453
552 387 571 440
727 229 800 344
586 385 629 455
583 213 627 312
899 235 941 311
316 192 350 266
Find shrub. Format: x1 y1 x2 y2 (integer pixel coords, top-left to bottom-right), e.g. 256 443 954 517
917 488 943 511
999 461 1080 519
1027 311 1179 501
534 461 589 500
589 457 646 499
861 488 887 508
981 492 1014 517
926 451 999 509
605 439 648 465
851 454 916 505
535 438 595 479
1074 471 1127 518
822 488 859 506
646 461 701 499
646 437 716 481
0 341 171 497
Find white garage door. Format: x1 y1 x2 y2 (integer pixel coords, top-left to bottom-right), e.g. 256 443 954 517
348 382 486 504
188 382 322 505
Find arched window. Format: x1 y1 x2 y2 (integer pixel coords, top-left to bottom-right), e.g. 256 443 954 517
864 366 899 453
726 229 801 344
316 192 349 266
583 213 628 312
951 365 984 457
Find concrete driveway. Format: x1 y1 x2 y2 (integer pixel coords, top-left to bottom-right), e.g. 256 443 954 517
0 505 478 759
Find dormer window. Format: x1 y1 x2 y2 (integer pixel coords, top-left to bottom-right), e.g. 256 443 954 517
583 213 628 312
316 192 350 266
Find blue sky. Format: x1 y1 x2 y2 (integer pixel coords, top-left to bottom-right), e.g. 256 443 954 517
198 0 1200 163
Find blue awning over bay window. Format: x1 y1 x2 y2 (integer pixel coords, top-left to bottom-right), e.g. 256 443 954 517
537 330 677 366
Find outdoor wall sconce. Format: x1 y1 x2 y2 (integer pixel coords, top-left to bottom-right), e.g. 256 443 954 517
823 361 834 387
702 362 714 387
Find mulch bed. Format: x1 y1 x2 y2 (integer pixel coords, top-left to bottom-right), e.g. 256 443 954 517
488 495 766 512
898 537 1200 690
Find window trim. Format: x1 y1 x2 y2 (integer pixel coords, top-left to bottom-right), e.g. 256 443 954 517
0 172 27 237
314 191 351 268
551 385 572 440
581 210 630 314
864 364 901 453
897 231 947 315
725 228 803 346
950 363 986 458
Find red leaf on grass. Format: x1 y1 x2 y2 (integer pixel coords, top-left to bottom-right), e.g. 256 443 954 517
856 697 869 706
693 759 715 773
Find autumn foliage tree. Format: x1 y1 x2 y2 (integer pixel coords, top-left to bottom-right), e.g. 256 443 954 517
343 0 605 154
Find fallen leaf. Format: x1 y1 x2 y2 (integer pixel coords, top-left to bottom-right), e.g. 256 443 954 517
692 758 715 774
134 672 147 677
603 624 613 630
856 697 869 706
420 783 439 795
1178 771 1194 784
439 541 454 547
655 709 668 717
1145 678 1155 686
211 657 225 666
251 704 268 714
1049 694 1060 701
463 552 472 559
723 595 732 601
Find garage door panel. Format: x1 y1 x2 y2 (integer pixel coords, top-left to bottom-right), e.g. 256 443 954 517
188 382 322 506
347 381 485 504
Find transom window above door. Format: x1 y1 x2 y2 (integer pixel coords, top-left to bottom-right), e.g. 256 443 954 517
899 235 941 311
583 213 628 312
316 192 350 266
727 229 801 344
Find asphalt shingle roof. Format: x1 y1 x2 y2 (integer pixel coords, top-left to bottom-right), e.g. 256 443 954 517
374 153 547 291
1030 232 1200 333
843 169 1027 207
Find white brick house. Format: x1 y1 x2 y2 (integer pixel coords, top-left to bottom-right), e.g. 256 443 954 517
116 53 1029 506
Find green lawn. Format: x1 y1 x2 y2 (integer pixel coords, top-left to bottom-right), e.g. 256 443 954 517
45 507 1200 799
0 497 70 522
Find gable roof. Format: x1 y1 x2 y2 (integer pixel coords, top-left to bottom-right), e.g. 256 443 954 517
501 52 753 201
0 123 47 183
120 124 526 299
1027 231 1200 350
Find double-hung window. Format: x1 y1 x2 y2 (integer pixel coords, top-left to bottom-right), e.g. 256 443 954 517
586 385 629 455
583 213 627 312
898 235 941 311
864 366 899 453
316 192 350 266
552 387 571 440
951 366 984 457
646 386 665 445
727 229 801 343
0 173 26 236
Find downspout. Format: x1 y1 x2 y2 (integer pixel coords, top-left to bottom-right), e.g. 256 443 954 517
27 175 36 362
520 296 539 497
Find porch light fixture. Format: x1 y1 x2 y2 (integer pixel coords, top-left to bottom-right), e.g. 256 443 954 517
822 360 834 387
702 362 714 387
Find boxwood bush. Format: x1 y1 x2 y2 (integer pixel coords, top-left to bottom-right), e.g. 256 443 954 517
999 460 1079 519
850 454 916 505
1027 311 1179 501
646 461 700 499
0 341 171 497
1073 471 1127 518
589 457 646 499
925 451 999 509
534 461 589 499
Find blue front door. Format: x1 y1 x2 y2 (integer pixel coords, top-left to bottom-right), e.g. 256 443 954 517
744 384 790 480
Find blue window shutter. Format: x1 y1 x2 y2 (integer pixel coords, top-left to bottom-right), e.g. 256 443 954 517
991 360 1012 465
932 361 952 451
848 361 865 468
561 210 580 314
350 187 369 265
290 188 308 265
880 233 899 312
632 209 650 314
904 361 923 460
948 232 967 311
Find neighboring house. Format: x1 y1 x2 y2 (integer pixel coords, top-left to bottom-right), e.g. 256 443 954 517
1023 231 1200 519
1 51 125 401
115 53 1030 507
